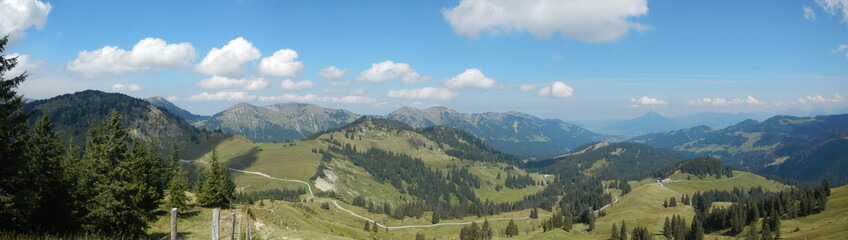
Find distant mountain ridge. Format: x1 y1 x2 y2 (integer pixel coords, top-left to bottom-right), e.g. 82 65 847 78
600 111 758 136
632 113 848 185
386 106 606 157
196 102 361 143
146 96 210 122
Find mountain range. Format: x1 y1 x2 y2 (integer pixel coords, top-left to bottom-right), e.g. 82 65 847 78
631 114 848 185
598 111 758 136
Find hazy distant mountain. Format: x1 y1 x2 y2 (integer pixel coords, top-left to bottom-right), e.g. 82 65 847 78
386 106 606 157
197 102 360 142
601 112 678 136
601 111 758 136
632 114 848 185
145 96 209 123
24 90 202 146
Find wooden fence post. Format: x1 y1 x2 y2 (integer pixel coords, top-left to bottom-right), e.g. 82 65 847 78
212 208 220 240
170 208 178 240
246 214 252 240
230 212 236 240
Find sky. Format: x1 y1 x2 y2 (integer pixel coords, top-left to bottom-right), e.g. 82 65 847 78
3 0 848 121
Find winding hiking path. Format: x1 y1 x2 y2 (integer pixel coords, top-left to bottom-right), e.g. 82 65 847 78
182 159 538 230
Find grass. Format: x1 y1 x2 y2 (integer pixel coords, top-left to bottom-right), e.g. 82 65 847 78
780 185 848 240
664 170 788 196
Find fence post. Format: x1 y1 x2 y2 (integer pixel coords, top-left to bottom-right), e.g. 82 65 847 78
212 209 220 240
170 208 178 240
230 212 236 240
246 214 252 240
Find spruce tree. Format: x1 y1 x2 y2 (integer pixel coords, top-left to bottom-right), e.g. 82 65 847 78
506 219 519 237
620 221 628 240
663 217 673 240
166 168 189 212
26 115 74 231
0 35 33 231
482 219 492 240
611 223 620 240
198 148 235 208
364 221 370 231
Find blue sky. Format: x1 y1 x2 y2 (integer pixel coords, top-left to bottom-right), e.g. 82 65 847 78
4 0 848 121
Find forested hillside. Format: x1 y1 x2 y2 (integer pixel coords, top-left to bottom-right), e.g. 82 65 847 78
24 90 205 149
526 142 687 181
632 114 848 185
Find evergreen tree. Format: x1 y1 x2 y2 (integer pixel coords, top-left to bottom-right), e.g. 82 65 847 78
663 217 673 240
620 221 628 240
372 221 379 233
198 148 235 208
166 168 189 211
364 221 370 231
482 219 492 240
0 35 34 231
415 232 426 240
432 209 441 224
506 219 519 237
687 217 704 240
530 207 538 219
611 223 620 240
80 111 154 236
25 115 74 231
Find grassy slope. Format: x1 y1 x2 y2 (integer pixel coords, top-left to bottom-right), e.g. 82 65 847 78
780 185 848 240
665 170 788 196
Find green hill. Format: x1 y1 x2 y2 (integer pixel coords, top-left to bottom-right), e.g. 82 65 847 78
526 142 687 181
23 90 207 149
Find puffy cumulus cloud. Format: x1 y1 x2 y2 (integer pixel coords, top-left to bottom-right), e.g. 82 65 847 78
258 49 304 77
257 93 377 104
166 96 179 102
195 37 261 77
386 87 459 100
356 61 430 84
629 96 668 108
112 83 143 92
798 93 844 104
67 38 197 78
187 91 256 101
318 66 349 80
688 95 767 106
0 0 51 43
279 79 315 90
443 68 497 90
536 81 574 98
804 6 817 21
196 75 269 91
817 0 848 22
519 84 536 92
442 0 649 43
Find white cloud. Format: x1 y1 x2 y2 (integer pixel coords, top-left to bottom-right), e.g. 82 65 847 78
798 93 844 104
67 38 197 78
443 68 497 90
188 91 256 101
257 93 377 104
6 53 40 77
0 0 51 44
442 0 649 43
112 83 143 92
356 61 430 84
166 96 178 102
386 87 459 100
328 80 351 87
536 81 574 98
688 95 767 106
833 44 848 59
804 6 817 21
519 84 536 92
279 79 315 90
318 66 349 80
196 75 268 91
629 96 668 108
817 0 848 22
258 49 304 77
195 37 261 77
